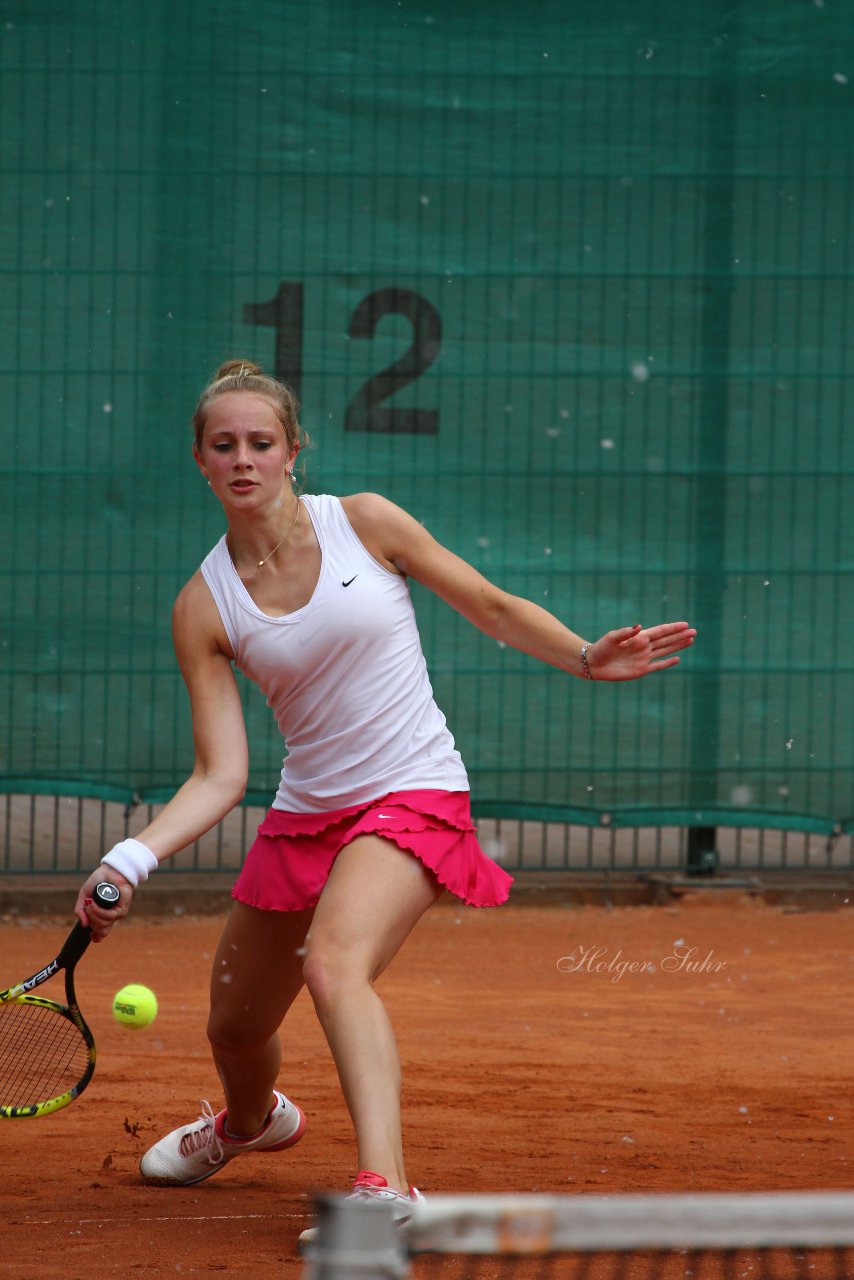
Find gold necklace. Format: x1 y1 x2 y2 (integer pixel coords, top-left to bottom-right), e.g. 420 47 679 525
233 500 301 582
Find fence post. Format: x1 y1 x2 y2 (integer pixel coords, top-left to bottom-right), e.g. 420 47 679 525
686 825 720 875
688 19 738 854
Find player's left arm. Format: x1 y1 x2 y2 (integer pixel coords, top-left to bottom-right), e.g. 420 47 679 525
342 492 696 681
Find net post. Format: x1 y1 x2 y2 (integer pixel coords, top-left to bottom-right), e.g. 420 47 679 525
301 1194 409 1280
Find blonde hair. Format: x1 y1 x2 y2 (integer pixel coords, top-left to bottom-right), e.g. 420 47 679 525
192 360 309 457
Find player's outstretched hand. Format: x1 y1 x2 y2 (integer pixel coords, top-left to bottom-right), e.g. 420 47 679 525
586 622 696 681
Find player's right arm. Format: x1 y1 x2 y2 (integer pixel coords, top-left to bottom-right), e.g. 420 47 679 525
75 573 249 935
135 571 250 852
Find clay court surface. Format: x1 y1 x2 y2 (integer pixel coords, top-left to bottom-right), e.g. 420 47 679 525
2 892 853 1278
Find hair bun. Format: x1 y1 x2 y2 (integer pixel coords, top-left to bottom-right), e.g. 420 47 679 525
215 358 264 381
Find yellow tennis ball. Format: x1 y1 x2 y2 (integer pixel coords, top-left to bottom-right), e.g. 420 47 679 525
112 983 158 1030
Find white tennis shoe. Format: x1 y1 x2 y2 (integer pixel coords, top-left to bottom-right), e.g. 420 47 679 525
298 1170 424 1248
139 1089 305 1186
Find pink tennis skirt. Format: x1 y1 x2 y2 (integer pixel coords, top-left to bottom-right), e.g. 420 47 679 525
232 789 513 912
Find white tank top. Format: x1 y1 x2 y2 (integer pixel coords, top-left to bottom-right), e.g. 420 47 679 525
199 494 468 812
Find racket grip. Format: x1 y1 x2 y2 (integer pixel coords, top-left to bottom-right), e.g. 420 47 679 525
58 881 123 965
92 882 122 910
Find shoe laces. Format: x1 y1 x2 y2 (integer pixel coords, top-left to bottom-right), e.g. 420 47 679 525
178 1099 224 1165
350 1184 402 1204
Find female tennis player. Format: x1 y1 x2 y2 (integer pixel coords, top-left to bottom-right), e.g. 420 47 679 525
75 360 695 1230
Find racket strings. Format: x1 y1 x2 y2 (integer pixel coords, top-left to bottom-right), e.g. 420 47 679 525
0 1002 89 1107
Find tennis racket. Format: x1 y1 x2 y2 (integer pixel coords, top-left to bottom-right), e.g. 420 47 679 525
0 881 121 1119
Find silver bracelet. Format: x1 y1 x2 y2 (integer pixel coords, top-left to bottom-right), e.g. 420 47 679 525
580 643 594 680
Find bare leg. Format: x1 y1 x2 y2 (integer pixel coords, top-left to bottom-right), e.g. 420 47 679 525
302 836 443 1192
207 902 313 1136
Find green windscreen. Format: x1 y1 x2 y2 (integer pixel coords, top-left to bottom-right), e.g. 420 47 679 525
1 1 851 834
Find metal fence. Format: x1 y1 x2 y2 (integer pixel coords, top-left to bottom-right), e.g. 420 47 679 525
3 795 851 880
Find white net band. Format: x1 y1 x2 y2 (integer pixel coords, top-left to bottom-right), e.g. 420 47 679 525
405 1192 854 1255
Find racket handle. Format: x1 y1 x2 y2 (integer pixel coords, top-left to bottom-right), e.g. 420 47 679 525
92 882 122 910
57 881 123 966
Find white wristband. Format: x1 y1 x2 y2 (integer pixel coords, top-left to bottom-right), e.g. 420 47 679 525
101 838 159 887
